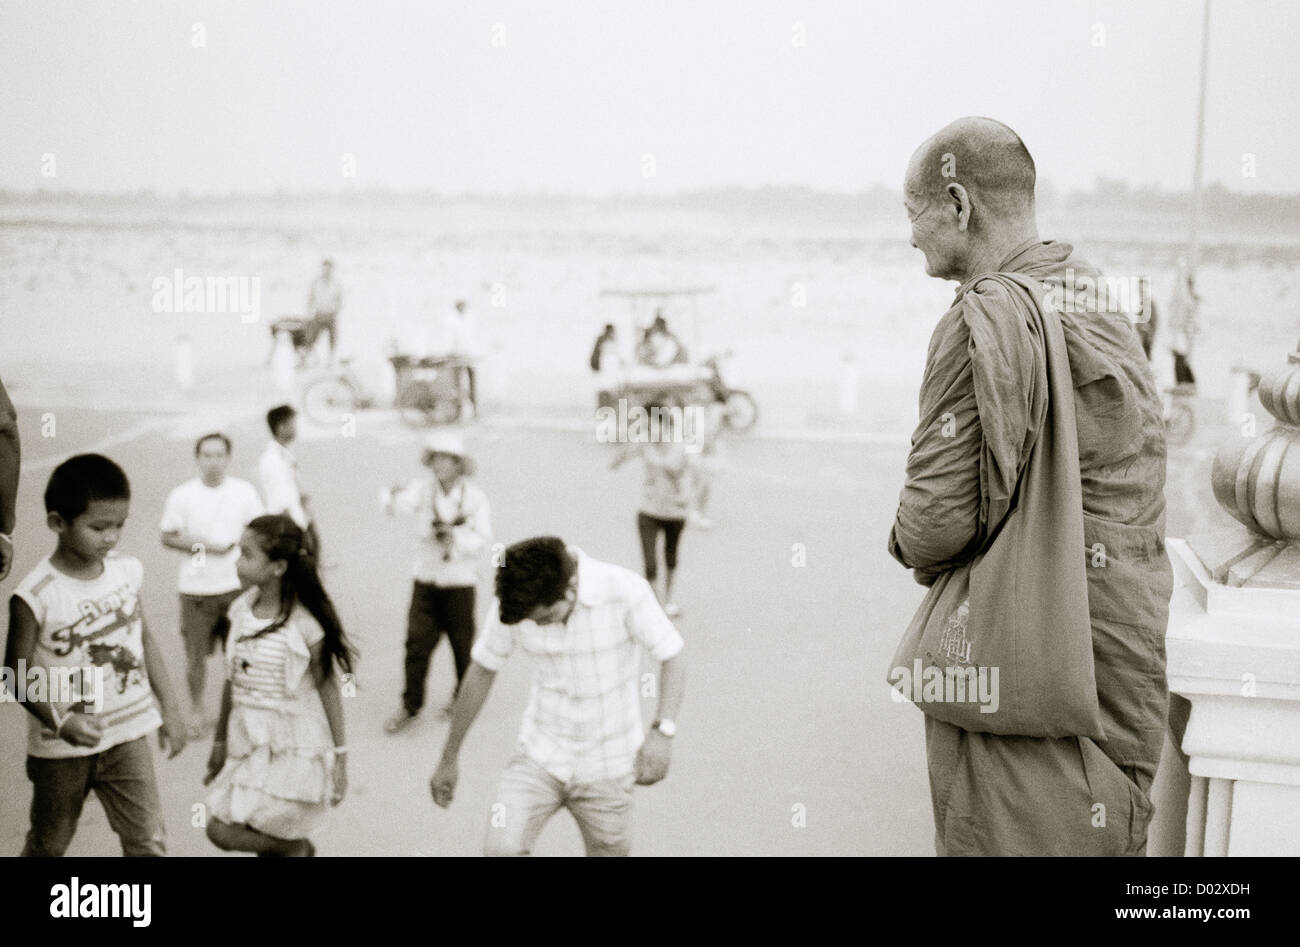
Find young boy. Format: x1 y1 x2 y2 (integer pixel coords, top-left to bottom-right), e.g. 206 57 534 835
259 405 318 558
429 536 686 856
5 454 188 856
383 430 492 732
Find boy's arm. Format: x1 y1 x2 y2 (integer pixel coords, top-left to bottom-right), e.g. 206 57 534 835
5 597 102 747
6 597 58 731
141 614 187 758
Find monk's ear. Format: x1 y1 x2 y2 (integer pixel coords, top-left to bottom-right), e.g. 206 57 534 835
946 182 973 231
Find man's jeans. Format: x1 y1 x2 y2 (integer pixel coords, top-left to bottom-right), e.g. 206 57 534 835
484 755 634 857
22 736 166 856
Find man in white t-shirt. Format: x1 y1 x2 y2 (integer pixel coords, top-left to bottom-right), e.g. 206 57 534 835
160 433 263 734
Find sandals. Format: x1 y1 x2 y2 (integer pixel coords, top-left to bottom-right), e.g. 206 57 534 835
384 707 418 734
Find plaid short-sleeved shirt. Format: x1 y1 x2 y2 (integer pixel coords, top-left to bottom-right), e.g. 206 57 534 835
471 547 684 783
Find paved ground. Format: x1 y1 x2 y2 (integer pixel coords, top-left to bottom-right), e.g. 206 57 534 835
0 393 941 856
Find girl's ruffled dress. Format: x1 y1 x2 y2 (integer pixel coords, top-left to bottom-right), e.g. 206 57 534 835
205 589 336 840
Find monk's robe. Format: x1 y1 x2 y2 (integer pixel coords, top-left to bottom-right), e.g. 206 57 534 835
889 239 1173 856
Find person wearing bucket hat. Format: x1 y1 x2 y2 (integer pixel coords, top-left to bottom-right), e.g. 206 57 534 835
381 429 491 734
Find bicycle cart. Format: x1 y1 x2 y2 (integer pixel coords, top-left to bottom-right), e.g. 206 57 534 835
268 315 317 366
391 355 467 427
302 355 468 428
596 287 758 432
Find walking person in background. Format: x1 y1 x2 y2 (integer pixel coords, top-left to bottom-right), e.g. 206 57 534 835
1134 277 1158 362
383 430 492 732
429 536 686 857
1168 258 1198 387
259 405 319 560
160 433 264 737
6 454 188 856
203 515 354 857
590 323 623 376
591 324 625 410
611 394 691 617
306 258 343 366
445 299 480 420
686 400 724 531
0 374 19 582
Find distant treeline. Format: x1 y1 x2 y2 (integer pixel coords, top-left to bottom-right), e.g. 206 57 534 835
3 182 1299 241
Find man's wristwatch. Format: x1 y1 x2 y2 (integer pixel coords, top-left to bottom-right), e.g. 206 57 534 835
652 719 677 738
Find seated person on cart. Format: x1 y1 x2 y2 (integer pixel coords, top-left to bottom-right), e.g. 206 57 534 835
637 312 689 369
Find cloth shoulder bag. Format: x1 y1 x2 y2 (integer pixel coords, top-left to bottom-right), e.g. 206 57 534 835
888 272 1105 739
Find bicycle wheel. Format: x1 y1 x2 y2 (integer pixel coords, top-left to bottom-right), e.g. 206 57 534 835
723 390 758 431
303 377 357 426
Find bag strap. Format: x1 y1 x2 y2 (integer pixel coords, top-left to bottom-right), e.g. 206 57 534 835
960 270 1060 557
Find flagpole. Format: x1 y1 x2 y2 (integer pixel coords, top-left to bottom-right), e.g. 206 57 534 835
1189 0 1212 280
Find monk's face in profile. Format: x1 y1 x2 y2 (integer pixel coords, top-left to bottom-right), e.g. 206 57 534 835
904 155 968 282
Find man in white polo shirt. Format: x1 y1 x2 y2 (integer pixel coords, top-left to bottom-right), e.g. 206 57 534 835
160 433 263 735
429 536 686 856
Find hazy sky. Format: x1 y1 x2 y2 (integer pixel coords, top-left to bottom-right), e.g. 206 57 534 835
3 0 1296 195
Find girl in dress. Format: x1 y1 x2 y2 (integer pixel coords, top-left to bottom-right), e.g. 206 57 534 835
612 393 693 617
203 514 355 856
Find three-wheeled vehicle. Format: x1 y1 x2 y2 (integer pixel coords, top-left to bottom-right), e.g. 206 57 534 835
595 286 757 431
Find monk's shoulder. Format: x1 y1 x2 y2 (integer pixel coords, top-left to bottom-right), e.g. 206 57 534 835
962 275 1023 313
920 298 967 362
958 277 1037 352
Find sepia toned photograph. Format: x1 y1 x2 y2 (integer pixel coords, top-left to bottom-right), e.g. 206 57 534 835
0 0 1294 908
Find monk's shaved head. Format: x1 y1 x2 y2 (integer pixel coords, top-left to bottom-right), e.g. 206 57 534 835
906 117 1036 221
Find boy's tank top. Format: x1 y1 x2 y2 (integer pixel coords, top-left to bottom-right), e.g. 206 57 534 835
11 553 162 758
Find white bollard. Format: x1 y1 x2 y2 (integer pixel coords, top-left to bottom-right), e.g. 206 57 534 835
1226 367 1252 428
272 328 296 394
838 352 859 417
175 334 194 390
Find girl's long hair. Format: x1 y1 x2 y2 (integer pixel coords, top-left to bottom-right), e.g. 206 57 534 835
245 514 356 680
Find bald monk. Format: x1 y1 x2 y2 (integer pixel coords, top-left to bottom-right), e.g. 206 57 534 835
888 117 1173 856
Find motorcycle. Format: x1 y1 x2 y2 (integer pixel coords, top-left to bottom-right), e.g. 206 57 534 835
700 351 758 431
